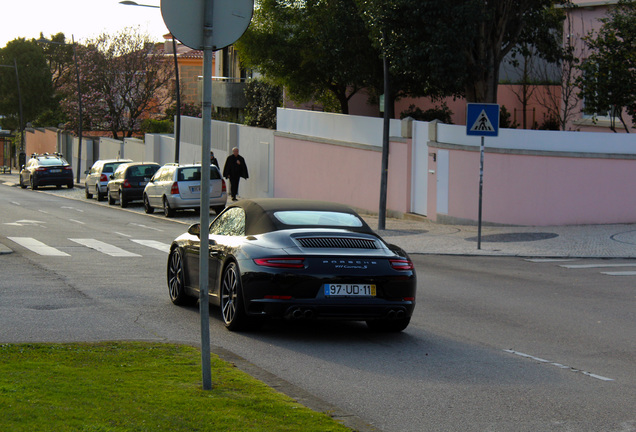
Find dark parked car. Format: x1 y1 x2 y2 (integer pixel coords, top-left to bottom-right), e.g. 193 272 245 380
84 158 132 201
19 153 74 190
107 162 160 208
167 198 416 332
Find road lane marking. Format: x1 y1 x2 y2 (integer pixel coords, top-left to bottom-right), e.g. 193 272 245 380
7 237 70 256
115 232 132 238
525 259 577 263
69 238 141 257
131 239 170 253
503 349 614 382
560 263 636 269
601 271 636 276
130 223 162 232
69 219 85 225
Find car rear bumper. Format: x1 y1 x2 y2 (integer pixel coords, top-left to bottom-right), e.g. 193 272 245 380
247 297 415 321
167 193 227 210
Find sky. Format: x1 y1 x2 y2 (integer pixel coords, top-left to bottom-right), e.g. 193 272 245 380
0 0 170 47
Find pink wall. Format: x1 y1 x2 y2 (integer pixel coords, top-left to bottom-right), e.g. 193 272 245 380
430 146 636 226
274 135 411 215
25 128 57 158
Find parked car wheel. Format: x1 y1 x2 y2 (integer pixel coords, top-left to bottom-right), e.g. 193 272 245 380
108 189 116 205
163 197 175 217
19 176 26 189
220 262 249 331
96 185 105 202
30 177 37 190
119 191 128 208
143 195 154 214
85 187 93 199
167 248 193 305
67 182 74 189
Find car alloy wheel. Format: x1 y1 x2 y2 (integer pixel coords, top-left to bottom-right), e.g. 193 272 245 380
163 197 175 217
144 195 154 214
119 191 127 208
96 185 104 202
85 186 93 199
30 176 37 190
167 248 192 305
108 189 116 205
220 262 248 331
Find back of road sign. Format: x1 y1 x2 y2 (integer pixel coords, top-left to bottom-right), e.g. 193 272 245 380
161 0 254 50
466 103 500 137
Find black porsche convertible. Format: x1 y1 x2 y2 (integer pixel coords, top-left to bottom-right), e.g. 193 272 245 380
167 198 416 331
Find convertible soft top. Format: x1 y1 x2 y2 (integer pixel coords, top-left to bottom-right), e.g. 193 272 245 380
228 198 375 236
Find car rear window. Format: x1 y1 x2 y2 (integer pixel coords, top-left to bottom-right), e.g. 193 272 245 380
103 162 124 173
177 166 221 181
128 165 158 178
273 211 364 227
39 158 66 166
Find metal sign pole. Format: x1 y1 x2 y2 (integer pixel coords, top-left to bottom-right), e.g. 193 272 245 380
199 0 214 391
478 136 484 250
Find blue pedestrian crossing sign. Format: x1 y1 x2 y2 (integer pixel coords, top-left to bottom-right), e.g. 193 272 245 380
466 103 500 137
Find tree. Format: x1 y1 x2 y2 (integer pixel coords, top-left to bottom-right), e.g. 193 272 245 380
0 38 54 131
236 0 383 114
358 0 563 104
59 27 173 139
532 1 582 131
244 79 282 129
577 0 636 133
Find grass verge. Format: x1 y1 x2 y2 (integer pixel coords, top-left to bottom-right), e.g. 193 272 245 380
0 341 350 432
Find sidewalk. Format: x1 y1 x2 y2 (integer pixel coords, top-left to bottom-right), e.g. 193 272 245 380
2 172 636 259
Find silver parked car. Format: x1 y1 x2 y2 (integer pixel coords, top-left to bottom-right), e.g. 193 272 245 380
143 164 227 217
85 159 132 201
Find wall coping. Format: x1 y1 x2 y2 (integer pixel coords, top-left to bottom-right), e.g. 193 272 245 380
274 131 407 152
428 140 636 160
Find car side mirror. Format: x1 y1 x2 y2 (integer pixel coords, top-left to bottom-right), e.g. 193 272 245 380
110 174 115 180
84 170 90 174
188 223 201 237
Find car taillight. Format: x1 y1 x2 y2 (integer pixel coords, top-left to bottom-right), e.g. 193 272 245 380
254 258 306 269
100 174 109 182
64 166 72 171
170 182 179 195
389 259 414 271
36 167 47 172
122 179 131 188
222 179 227 192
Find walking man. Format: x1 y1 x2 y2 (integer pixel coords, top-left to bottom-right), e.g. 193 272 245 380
223 147 248 201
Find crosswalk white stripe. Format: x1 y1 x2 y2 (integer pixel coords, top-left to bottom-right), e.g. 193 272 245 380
7 237 70 256
69 238 141 257
131 239 170 253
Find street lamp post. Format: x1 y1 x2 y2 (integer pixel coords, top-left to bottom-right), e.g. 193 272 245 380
0 59 25 168
38 36 83 184
119 0 181 164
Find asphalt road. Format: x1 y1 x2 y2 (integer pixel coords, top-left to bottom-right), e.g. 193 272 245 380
1 184 635 432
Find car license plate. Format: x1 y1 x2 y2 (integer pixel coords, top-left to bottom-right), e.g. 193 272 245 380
324 284 376 297
50 169 61 173
140 181 147 187
190 185 200 193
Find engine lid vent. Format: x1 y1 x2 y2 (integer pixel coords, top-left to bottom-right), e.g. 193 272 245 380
296 237 378 249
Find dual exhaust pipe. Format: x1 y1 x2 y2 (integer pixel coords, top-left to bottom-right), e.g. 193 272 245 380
288 307 315 320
